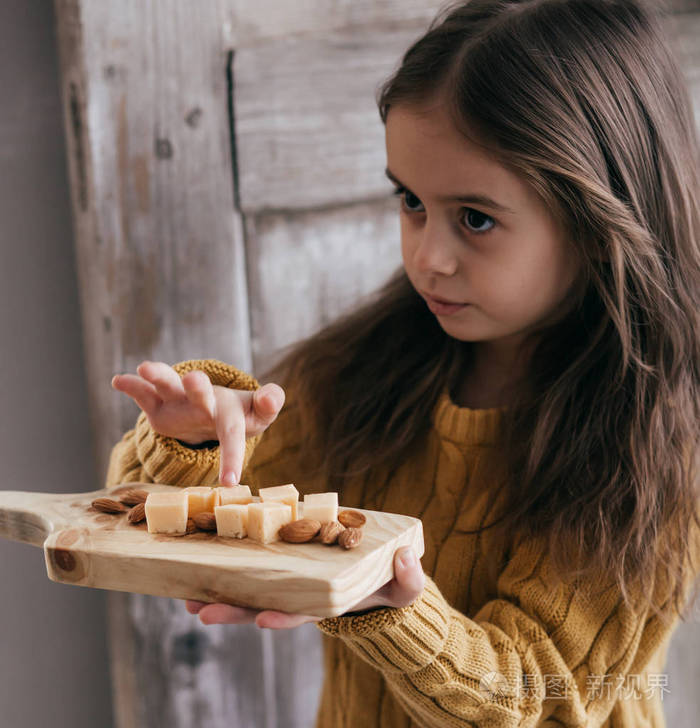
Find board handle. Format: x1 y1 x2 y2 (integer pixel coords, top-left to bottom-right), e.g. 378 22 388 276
0 491 59 547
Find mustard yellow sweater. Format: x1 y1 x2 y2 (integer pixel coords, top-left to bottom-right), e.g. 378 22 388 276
106 359 693 728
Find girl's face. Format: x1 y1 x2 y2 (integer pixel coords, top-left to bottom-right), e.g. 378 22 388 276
386 102 581 354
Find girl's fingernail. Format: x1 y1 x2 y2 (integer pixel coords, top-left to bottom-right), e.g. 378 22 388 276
399 548 416 569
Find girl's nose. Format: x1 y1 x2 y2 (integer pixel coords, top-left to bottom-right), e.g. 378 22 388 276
412 219 458 276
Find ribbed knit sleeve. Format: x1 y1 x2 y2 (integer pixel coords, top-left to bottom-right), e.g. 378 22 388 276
105 359 262 489
316 532 669 728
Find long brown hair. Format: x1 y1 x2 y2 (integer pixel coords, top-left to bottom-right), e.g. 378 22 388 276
261 0 700 624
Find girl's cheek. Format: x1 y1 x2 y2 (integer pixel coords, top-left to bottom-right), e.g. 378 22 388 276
400 238 419 269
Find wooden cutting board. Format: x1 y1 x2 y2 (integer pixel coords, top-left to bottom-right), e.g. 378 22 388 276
0 483 424 618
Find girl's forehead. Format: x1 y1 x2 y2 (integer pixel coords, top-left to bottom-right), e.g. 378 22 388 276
385 104 526 202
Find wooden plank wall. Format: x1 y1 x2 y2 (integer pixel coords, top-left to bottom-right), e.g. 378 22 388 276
53 0 699 726
53 1 267 726
53 1 436 726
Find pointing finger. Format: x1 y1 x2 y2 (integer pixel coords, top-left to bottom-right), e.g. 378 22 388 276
216 412 246 486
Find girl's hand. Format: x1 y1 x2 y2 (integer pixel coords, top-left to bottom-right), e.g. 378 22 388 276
111 360 285 485
184 546 425 628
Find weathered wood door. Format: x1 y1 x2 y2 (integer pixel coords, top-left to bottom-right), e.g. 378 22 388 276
53 1 441 725
53 0 699 726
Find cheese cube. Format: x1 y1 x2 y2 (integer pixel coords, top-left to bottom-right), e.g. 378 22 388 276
215 504 249 538
247 502 293 544
145 491 189 534
183 486 217 517
215 484 253 507
302 492 338 523
259 483 299 520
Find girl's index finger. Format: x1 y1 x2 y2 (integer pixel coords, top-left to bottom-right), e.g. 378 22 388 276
216 413 246 486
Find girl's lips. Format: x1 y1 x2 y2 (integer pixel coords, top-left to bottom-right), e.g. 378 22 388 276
423 293 469 315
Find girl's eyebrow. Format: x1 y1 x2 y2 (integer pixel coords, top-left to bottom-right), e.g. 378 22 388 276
384 167 515 214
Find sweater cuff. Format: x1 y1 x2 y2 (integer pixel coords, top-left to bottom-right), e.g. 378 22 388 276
176 439 220 450
134 359 262 486
316 576 450 674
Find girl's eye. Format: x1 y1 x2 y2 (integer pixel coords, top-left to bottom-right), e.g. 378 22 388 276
463 208 495 234
403 190 425 212
392 186 495 234
393 186 425 213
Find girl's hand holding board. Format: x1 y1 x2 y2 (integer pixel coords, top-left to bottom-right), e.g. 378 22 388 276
111 360 286 486
111 359 426 625
184 545 425 629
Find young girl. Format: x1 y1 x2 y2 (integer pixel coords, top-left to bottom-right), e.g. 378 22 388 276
108 0 700 725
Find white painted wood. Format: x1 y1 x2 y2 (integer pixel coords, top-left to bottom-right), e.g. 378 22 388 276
223 0 698 43
223 0 441 47
234 25 426 212
54 0 253 465
246 197 402 374
52 2 262 727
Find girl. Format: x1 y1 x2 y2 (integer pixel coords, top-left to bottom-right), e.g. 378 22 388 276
108 0 700 726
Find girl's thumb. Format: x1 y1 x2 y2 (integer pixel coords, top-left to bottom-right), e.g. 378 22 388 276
391 547 425 607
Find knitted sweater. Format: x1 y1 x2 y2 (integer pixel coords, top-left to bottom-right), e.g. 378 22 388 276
106 358 695 728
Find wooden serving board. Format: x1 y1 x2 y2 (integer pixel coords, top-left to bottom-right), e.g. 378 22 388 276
0 483 424 618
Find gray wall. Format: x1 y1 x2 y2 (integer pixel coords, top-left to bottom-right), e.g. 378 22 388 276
0 1 113 726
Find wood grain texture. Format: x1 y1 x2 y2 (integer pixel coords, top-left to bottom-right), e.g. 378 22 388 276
55 0 253 470
52 1 256 726
0 484 423 617
224 0 441 47
234 24 426 212
246 197 402 375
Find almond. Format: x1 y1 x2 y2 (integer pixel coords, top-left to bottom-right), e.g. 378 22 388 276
338 509 366 528
92 497 128 514
338 527 363 549
279 518 322 543
193 512 217 531
185 518 197 535
319 521 345 545
127 502 146 523
119 488 149 506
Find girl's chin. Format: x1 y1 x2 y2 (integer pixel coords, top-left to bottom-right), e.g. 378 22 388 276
435 316 507 344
